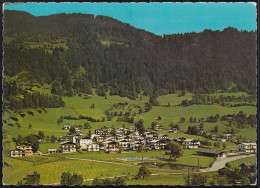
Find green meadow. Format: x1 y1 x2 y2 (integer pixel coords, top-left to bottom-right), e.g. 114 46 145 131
227 156 256 168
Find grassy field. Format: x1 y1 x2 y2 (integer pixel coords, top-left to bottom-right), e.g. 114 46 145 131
39 143 61 153
227 156 256 168
3 91 257 185
53 149 214 168
3 155 177 185
126 174 186 185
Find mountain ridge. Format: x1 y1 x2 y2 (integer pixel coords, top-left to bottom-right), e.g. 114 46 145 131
3 10 257 100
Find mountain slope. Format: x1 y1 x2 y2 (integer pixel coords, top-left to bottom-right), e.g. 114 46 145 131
3 10 257 99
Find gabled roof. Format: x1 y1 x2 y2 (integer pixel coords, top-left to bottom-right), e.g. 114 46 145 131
60 141 75 145
196 149 227 154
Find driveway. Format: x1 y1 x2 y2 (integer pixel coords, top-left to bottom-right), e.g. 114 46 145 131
200 154 255 172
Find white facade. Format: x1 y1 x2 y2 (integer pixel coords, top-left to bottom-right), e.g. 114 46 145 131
238 143 257 153
77 138 93 148
184 139 200 149
85 143 99 151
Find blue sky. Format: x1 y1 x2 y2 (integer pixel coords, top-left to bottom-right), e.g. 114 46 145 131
4 2 256 35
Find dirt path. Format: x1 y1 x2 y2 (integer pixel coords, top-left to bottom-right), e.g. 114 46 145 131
200 154 255 172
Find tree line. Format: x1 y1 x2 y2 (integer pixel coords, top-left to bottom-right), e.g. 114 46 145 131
4 10 257 100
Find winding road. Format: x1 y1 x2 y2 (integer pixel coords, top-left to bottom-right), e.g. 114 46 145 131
199 154 256 172
65 153 255 174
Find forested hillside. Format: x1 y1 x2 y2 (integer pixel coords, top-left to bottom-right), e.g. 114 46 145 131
3 10 257 100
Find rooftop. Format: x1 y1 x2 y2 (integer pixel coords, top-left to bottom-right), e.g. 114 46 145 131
196 149 227 154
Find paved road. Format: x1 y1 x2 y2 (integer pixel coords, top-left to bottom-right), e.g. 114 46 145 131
200 154 255 172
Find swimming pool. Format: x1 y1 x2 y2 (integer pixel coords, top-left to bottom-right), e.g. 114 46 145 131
119 157 156 161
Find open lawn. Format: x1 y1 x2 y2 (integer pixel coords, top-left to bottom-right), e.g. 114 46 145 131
158 92 193 106
227 156 256 168
39 143 61 153
126 174 186 185
3 155 177 185
53 149 214 168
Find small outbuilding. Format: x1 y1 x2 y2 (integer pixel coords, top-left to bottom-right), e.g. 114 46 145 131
196 149 227 158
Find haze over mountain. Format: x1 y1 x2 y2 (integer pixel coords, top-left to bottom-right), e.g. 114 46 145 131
3 10 257 100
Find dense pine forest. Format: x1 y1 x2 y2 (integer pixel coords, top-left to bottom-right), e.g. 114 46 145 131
3 10 257 104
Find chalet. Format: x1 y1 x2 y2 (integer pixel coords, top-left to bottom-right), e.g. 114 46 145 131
184 139 200 149
92 135 104 142
173 137 186 146
153 124 163 131
119 140 130 150
197 127 204 135
85 143 99 151
76 137 92 149
130 141 142 151
48 149 59 154
158 134 169 140
104 141 119 152
72 135 81 143
63 124 70 130
210 133 217 140
95 129 103 135
129 126 137 132
107 127 113 133
76 132 85 137
217 138 226 142
196 149 226 158
238 143 257 153
223 134 236 142
75 128 81 133
10 143 33 157
60 142 76 153
144 132 157 138
116 129 124 136
158 139 170 149
124 135 133 142
169 127 179 133
150 140 160 150
59 135 74 142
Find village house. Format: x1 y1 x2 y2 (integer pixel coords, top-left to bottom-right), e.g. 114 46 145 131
48 149 59 154
149 140 160 150
72 135 81 143
173 137 186 146
158 134 169 140
217 138 226 142
169 127 179 133
144 132 157 138
129 141 143 151
63 124 70 130
152 124 163 131
238 143 257 153
183 139 200 149
91 134 104 142
119 140 130 150
107 127 113 133
95 129 103 135
10 143 33 157
223 134 237 142
59 135 74 142
117 127 128 135
129 126 137 132
76 137 92 149
85 143 100 151
104 141 120 152
196 149 226 158
60 141 76 153
197 127 204 135
208 133 217 140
